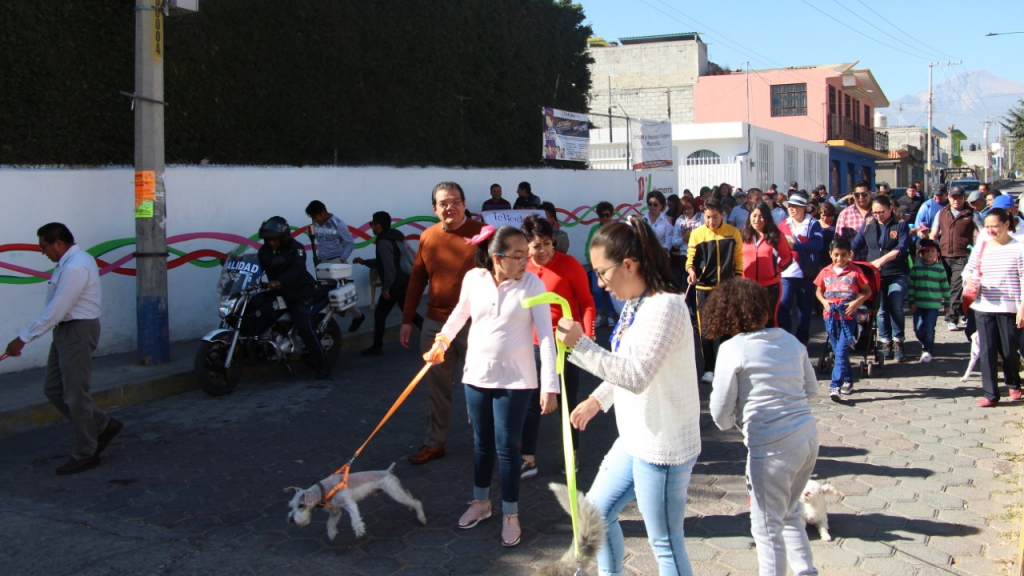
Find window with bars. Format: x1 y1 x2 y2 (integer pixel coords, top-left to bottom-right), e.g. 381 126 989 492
770 84 807 117
686 149 721 165
757 139 774 190
785 146 799 185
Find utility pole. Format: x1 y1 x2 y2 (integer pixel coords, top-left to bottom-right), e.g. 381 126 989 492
984 116 991 183
927 62 933 195
926 61 961 195
134 2 169 365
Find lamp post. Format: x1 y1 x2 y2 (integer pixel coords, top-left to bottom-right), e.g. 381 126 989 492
615 104 632 170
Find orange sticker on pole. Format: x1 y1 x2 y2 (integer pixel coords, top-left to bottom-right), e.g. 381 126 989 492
135 171 156 218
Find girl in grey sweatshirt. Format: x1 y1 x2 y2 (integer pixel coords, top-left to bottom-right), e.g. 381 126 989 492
703 278 820 576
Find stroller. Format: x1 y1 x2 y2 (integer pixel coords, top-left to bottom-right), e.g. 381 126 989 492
816 262 884 378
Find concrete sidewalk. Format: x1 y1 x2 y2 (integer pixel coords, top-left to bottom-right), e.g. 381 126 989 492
0 305 394 439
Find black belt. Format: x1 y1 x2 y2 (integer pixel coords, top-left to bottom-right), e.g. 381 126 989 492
56 319 95 328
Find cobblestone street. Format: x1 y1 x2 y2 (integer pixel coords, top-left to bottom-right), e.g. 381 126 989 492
1 319 1022 575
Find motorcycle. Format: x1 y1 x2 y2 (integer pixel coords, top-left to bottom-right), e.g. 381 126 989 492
194 253 358 396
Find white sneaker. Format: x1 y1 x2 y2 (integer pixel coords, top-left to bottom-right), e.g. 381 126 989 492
947 322 959 332
701 371 714 384
920 352 933 363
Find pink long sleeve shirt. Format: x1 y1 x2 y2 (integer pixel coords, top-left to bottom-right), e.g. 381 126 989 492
438 268 559 394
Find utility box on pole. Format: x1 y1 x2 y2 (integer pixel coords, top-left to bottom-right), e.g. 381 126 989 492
169 0 199 13
134 3 170 365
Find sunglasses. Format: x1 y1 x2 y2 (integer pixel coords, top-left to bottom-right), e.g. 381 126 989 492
647 202 661 208
853 193 870 198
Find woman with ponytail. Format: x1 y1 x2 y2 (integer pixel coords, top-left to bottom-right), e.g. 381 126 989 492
555 216 701 576
423 225 558 548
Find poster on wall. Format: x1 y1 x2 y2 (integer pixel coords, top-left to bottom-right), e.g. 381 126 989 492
628 119 673 170
542 107 589 162
480 209 546 228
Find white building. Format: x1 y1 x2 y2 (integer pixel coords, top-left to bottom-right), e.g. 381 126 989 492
589 121 828 194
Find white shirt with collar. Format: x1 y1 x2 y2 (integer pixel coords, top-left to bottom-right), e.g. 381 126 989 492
644 212 674 252
20 244 102 343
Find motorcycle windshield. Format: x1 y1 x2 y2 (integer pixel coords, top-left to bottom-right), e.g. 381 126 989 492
217 254 263 297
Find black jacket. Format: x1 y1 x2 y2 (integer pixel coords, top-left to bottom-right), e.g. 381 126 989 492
359 228 410 291
258 238 315 304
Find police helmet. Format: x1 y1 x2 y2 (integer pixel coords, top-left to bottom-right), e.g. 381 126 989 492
258 216 290 243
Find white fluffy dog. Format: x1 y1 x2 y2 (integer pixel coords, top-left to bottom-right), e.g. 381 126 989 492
532 483 607 576
960 332 981 382
799 479 837 542
285 463 426 540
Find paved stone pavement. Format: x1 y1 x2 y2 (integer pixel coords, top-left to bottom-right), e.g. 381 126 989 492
0 318 1022 575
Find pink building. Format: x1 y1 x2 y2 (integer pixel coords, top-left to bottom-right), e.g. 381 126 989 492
695 62 890 195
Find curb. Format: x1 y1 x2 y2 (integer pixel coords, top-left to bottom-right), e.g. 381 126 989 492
0 321 397 439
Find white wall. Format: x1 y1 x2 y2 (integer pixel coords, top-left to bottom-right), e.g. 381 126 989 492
0 166 637 373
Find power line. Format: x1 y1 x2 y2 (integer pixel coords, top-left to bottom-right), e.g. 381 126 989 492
852 0 959 61
794 0 933 62
640 0 833 92
827 0 942 62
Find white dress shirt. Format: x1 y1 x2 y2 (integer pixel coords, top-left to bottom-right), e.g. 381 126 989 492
644 213 674 252
20 244 102 343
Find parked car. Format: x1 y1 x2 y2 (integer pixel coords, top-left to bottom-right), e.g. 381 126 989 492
948 178 981 192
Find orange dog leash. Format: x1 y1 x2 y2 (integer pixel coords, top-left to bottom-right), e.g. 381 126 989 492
321 337 448 507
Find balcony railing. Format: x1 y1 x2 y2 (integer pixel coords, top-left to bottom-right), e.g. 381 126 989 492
827 114 888 153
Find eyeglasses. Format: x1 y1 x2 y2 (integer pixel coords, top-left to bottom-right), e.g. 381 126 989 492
38 242 51 250
495 253 529 264
871 210 890 216
594 262 621 283
435 200 464 210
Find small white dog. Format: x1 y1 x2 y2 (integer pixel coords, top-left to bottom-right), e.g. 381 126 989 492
799 479 837 542
532 483 607 576
960 332 981 382
285 462 426 540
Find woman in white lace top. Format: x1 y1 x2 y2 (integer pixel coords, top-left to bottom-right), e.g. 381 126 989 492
556 215 701 576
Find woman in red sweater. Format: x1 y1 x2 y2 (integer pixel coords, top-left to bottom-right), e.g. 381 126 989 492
520 215 596 478
741 202 793 327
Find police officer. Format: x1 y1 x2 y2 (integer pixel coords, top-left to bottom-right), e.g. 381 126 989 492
257 216 329 379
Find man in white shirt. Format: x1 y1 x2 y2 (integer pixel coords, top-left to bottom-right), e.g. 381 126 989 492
5 223 122 476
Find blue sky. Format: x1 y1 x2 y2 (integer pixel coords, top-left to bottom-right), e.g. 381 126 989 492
577 0 1024 109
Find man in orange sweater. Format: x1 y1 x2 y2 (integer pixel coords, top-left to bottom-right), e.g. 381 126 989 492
401 181 485 465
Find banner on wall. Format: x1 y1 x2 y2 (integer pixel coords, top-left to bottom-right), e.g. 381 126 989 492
628 119 673 171
481 209 546 228
542 107 589 162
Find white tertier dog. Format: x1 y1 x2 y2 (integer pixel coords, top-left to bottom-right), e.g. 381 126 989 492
799 479 837 542
285 462 426 540
960 332 981 382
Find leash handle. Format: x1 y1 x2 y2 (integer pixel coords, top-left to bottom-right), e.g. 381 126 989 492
521 292 582 561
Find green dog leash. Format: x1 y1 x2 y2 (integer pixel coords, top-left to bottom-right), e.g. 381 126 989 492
521 292 583 570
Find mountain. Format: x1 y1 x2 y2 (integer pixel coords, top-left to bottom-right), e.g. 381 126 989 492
878 69 1024 145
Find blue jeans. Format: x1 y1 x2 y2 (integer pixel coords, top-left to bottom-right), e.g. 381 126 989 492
824 307 856 387
588 438 697 576
464 385 533 514
913 308 939 354
877 275 908 343
780 278 813 344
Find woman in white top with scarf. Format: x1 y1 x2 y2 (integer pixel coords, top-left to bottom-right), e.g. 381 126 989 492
556 216 701 576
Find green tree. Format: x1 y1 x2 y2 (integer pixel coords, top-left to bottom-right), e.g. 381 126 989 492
1001 99 1024 173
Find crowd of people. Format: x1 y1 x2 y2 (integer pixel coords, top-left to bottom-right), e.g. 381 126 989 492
9 175 1019 576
